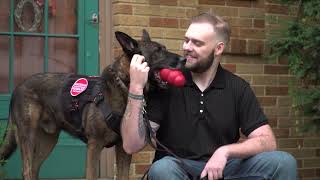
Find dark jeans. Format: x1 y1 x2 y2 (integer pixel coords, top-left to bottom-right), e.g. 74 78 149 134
148 151 297 180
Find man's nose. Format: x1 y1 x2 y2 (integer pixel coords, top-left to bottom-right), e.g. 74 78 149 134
183 41 193 51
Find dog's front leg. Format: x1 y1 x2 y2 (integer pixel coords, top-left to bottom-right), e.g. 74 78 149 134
115 142 132 180
86 138 104 180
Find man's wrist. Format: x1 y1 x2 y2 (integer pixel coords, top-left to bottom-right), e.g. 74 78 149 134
218 145 230 159
129 86 144 95
128 92 144 100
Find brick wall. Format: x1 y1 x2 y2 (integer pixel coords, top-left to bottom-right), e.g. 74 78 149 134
112 0 320 179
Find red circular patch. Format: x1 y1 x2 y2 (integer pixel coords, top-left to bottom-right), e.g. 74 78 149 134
70 78 88 96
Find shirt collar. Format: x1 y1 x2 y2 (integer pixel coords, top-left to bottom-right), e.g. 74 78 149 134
184 64 226 89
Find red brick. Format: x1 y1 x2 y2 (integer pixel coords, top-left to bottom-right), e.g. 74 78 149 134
251 86 264 96
252 0 265 8
297 159 303 168
285 149 316 158
247 40 264 55
199 0 226 5
257 96 277 106
230 27 240 38
268 117 278 127
132 152 152 163
265 86 288 96
273 128 289 138
135 164 151 175
254 19 265 28
230 39 246 54
264 65 289 74
304 158 320 168
298 168 316 178
225 17 252 28
226 0 251 7
149 0 177 6
179 18 190 29
317 168 320 176
113 4 133 14
266 4 289 15
142 144 155 152
278 138 303 148
150 17 178 28
222 63 236 73
278 56 289 65
278 117 294 128
239 28 265 39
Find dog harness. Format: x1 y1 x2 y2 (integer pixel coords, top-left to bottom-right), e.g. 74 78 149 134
60 74 121 142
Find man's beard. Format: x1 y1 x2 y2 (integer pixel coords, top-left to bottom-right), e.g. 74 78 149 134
185 51 215 73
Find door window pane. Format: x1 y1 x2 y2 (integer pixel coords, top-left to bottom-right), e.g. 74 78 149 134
0 1 10 32
49 0 77 34
14 36 44 86
0 36 10 93
48 38 77 73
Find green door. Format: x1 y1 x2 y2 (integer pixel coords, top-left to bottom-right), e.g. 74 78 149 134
0 0 99 178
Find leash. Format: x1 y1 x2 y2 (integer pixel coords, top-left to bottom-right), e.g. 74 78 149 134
141 102 206 180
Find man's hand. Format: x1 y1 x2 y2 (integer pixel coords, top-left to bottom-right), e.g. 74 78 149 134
129 54 150 93
200 146 228 180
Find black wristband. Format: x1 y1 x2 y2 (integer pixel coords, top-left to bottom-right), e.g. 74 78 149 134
128 92 144 100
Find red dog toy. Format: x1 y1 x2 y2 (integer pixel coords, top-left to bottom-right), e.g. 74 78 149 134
159 69 186 87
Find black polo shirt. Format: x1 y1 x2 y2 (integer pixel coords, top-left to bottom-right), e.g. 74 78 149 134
146 64 268 162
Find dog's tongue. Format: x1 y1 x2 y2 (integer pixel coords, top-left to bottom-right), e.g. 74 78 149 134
159 68 186 87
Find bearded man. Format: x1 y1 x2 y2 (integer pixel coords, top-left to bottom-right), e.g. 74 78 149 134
121 12 297 180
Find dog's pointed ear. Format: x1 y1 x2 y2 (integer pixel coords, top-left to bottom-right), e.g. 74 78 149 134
115 31 140 56
142 29 151 42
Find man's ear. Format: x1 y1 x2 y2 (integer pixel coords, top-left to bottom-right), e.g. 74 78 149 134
115 31 140 57
142 29 151 42
214 41 225 56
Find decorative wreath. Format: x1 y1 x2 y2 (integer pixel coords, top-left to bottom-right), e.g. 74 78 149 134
14 0 42 32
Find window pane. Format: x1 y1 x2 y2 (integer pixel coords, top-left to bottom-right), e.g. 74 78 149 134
49 0 77 34
0 36 10 93
14 36 44 87
0 1 10 32
48 38 77 73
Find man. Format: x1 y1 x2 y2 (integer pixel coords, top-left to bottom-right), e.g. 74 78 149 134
121 13 297 180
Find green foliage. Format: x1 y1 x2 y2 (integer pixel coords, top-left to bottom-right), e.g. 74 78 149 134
268 0 320 132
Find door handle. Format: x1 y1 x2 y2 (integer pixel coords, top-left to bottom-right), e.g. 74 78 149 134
90 13 99 24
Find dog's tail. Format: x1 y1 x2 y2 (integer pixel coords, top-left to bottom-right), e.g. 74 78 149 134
0 96 17 161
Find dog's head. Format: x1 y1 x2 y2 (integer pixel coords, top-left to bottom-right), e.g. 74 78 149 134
115 30 186 90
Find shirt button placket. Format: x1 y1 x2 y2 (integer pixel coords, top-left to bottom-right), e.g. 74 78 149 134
200 93 204 115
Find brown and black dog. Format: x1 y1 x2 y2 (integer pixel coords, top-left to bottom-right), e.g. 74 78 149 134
0 30 185 180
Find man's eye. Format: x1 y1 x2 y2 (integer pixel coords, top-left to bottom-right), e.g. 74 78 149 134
194 41 202 46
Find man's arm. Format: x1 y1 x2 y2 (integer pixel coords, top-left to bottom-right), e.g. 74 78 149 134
222 124 276 158
121 54 150 154
121 94 147 154
201 124 276 179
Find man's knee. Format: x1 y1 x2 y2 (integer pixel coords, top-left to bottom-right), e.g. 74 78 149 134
257 151 297 179
149 157 175 175
148 156 189 180
263 151 297 168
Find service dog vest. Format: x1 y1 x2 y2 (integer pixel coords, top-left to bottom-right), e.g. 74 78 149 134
60 74 121 142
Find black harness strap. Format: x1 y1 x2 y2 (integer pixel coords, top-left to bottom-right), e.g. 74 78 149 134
61 74 122 139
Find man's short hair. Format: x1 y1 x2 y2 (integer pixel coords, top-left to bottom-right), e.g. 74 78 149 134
191 12 231 46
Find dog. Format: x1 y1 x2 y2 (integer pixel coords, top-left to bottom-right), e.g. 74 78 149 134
0 30 186 180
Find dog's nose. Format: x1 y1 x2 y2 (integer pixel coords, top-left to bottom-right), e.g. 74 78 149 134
179 57 186 65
